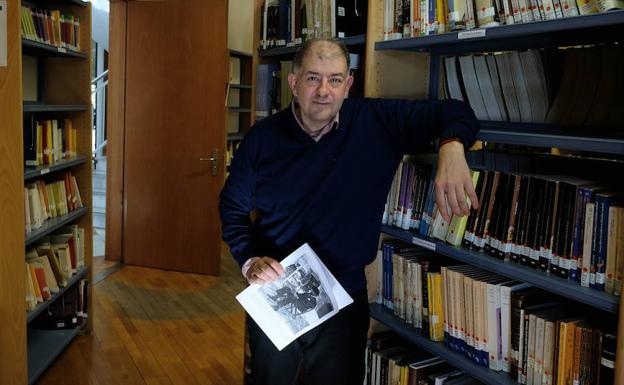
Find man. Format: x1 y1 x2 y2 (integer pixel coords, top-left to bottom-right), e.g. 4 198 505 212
219 38 479 385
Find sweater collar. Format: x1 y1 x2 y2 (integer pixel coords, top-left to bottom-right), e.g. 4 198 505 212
291 101 339 142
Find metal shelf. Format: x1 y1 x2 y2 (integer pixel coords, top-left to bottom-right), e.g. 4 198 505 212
381 225 620 313
477 121 624 155
24 156 88 181
26 207 88 247
375 10 624 54
27 327 81 385
23 103 88 113
229 84 252 90
27 267 88 323
260 34 366 57
22 38 87 59
370 304 516 385
228 107 252 113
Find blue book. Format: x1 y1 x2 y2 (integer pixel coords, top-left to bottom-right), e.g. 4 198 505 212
593 192 624 291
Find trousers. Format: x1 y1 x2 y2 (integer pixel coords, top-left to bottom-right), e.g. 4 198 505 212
247 289 370 385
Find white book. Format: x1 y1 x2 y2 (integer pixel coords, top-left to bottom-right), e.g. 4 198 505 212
526 313 537 385
487 279 512 371
581 202 596 287
236 243 353 351
500 282 532 372
444 56 465 101
474 55 504 121
533 316 545 385
519 50 549 122
486 54 509 121
458 55 489 120
495 53 521 122
508 51 533 123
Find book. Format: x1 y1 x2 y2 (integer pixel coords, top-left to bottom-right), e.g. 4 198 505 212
236 243 352 350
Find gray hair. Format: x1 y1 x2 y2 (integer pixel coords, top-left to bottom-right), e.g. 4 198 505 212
292 38 350 74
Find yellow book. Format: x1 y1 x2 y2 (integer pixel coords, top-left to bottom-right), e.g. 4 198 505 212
606 205 619 294
30 256 59 294
556 318 581 385
28 263 43 303
614 206 624 296
45 184 56 218
45 120 53 165
428 272 444 341
36 122 43 166
400 366 409 385
435 0 448 33
446 170 481 246
576 0 599 13
25 263 37 310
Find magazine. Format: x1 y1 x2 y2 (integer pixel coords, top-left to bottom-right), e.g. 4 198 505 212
236 243 353 350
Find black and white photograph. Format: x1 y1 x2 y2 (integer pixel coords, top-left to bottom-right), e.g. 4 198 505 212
236 243 352 350
259 256 334 334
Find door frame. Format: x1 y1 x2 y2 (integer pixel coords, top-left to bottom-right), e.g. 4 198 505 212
105 0 127 262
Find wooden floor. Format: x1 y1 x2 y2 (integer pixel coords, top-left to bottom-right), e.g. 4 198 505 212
36 255 248 385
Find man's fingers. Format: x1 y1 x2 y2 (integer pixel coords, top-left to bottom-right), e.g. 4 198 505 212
445 185 461 219
266 259 285 276
466 177 479 210
435 183 450 223
248 257 284 284
455 183 469 215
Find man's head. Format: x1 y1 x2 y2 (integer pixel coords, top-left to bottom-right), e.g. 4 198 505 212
288 39 353 131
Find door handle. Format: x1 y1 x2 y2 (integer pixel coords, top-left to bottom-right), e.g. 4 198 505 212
199 149 219 176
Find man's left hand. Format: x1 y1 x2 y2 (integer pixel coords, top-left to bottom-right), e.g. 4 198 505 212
434 140 479 222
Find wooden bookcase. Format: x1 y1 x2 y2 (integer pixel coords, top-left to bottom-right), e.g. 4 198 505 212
363 1 624 384
0 1 92 384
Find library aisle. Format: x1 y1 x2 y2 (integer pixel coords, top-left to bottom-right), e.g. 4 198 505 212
35 253 247 385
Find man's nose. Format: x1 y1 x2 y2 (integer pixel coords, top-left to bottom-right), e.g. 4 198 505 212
317 78 330 96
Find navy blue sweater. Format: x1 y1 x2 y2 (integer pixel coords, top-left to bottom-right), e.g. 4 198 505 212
219 98 478 293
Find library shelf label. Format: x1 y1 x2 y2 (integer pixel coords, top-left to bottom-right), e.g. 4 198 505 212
458 29 487 39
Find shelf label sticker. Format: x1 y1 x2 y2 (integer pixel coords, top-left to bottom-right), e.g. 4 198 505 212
57 47 66 54
0 1 6 67
412 236 437 251
40 168 50 175
458 29 487 40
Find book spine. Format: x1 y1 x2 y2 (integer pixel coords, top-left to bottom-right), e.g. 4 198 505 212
594 194 609 291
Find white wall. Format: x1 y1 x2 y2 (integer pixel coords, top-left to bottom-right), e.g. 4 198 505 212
227 0 254 54
91 0 109 52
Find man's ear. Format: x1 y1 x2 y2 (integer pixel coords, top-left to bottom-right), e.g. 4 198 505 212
344 75 354 97
288 73 298 97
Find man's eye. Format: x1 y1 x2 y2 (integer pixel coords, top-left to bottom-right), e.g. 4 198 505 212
307 76 320 82
330 78 343 85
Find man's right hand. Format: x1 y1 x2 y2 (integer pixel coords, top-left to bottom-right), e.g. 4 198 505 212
244 257 285 285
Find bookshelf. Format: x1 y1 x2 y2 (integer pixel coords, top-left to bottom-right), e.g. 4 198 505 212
228 49 254 140
381 225 620 313
227 50 254 171
365 1 624 383
0 1 92 384
258 33 366 57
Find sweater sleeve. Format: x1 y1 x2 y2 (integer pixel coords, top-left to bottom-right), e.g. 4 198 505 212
219 134 257 268
365 98 480 153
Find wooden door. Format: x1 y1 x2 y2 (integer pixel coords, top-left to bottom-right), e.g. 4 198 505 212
122 0 227 274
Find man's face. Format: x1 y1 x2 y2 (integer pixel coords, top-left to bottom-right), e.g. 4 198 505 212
288 44 353 128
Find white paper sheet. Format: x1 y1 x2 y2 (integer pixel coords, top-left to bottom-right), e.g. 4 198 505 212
236 243 353 351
